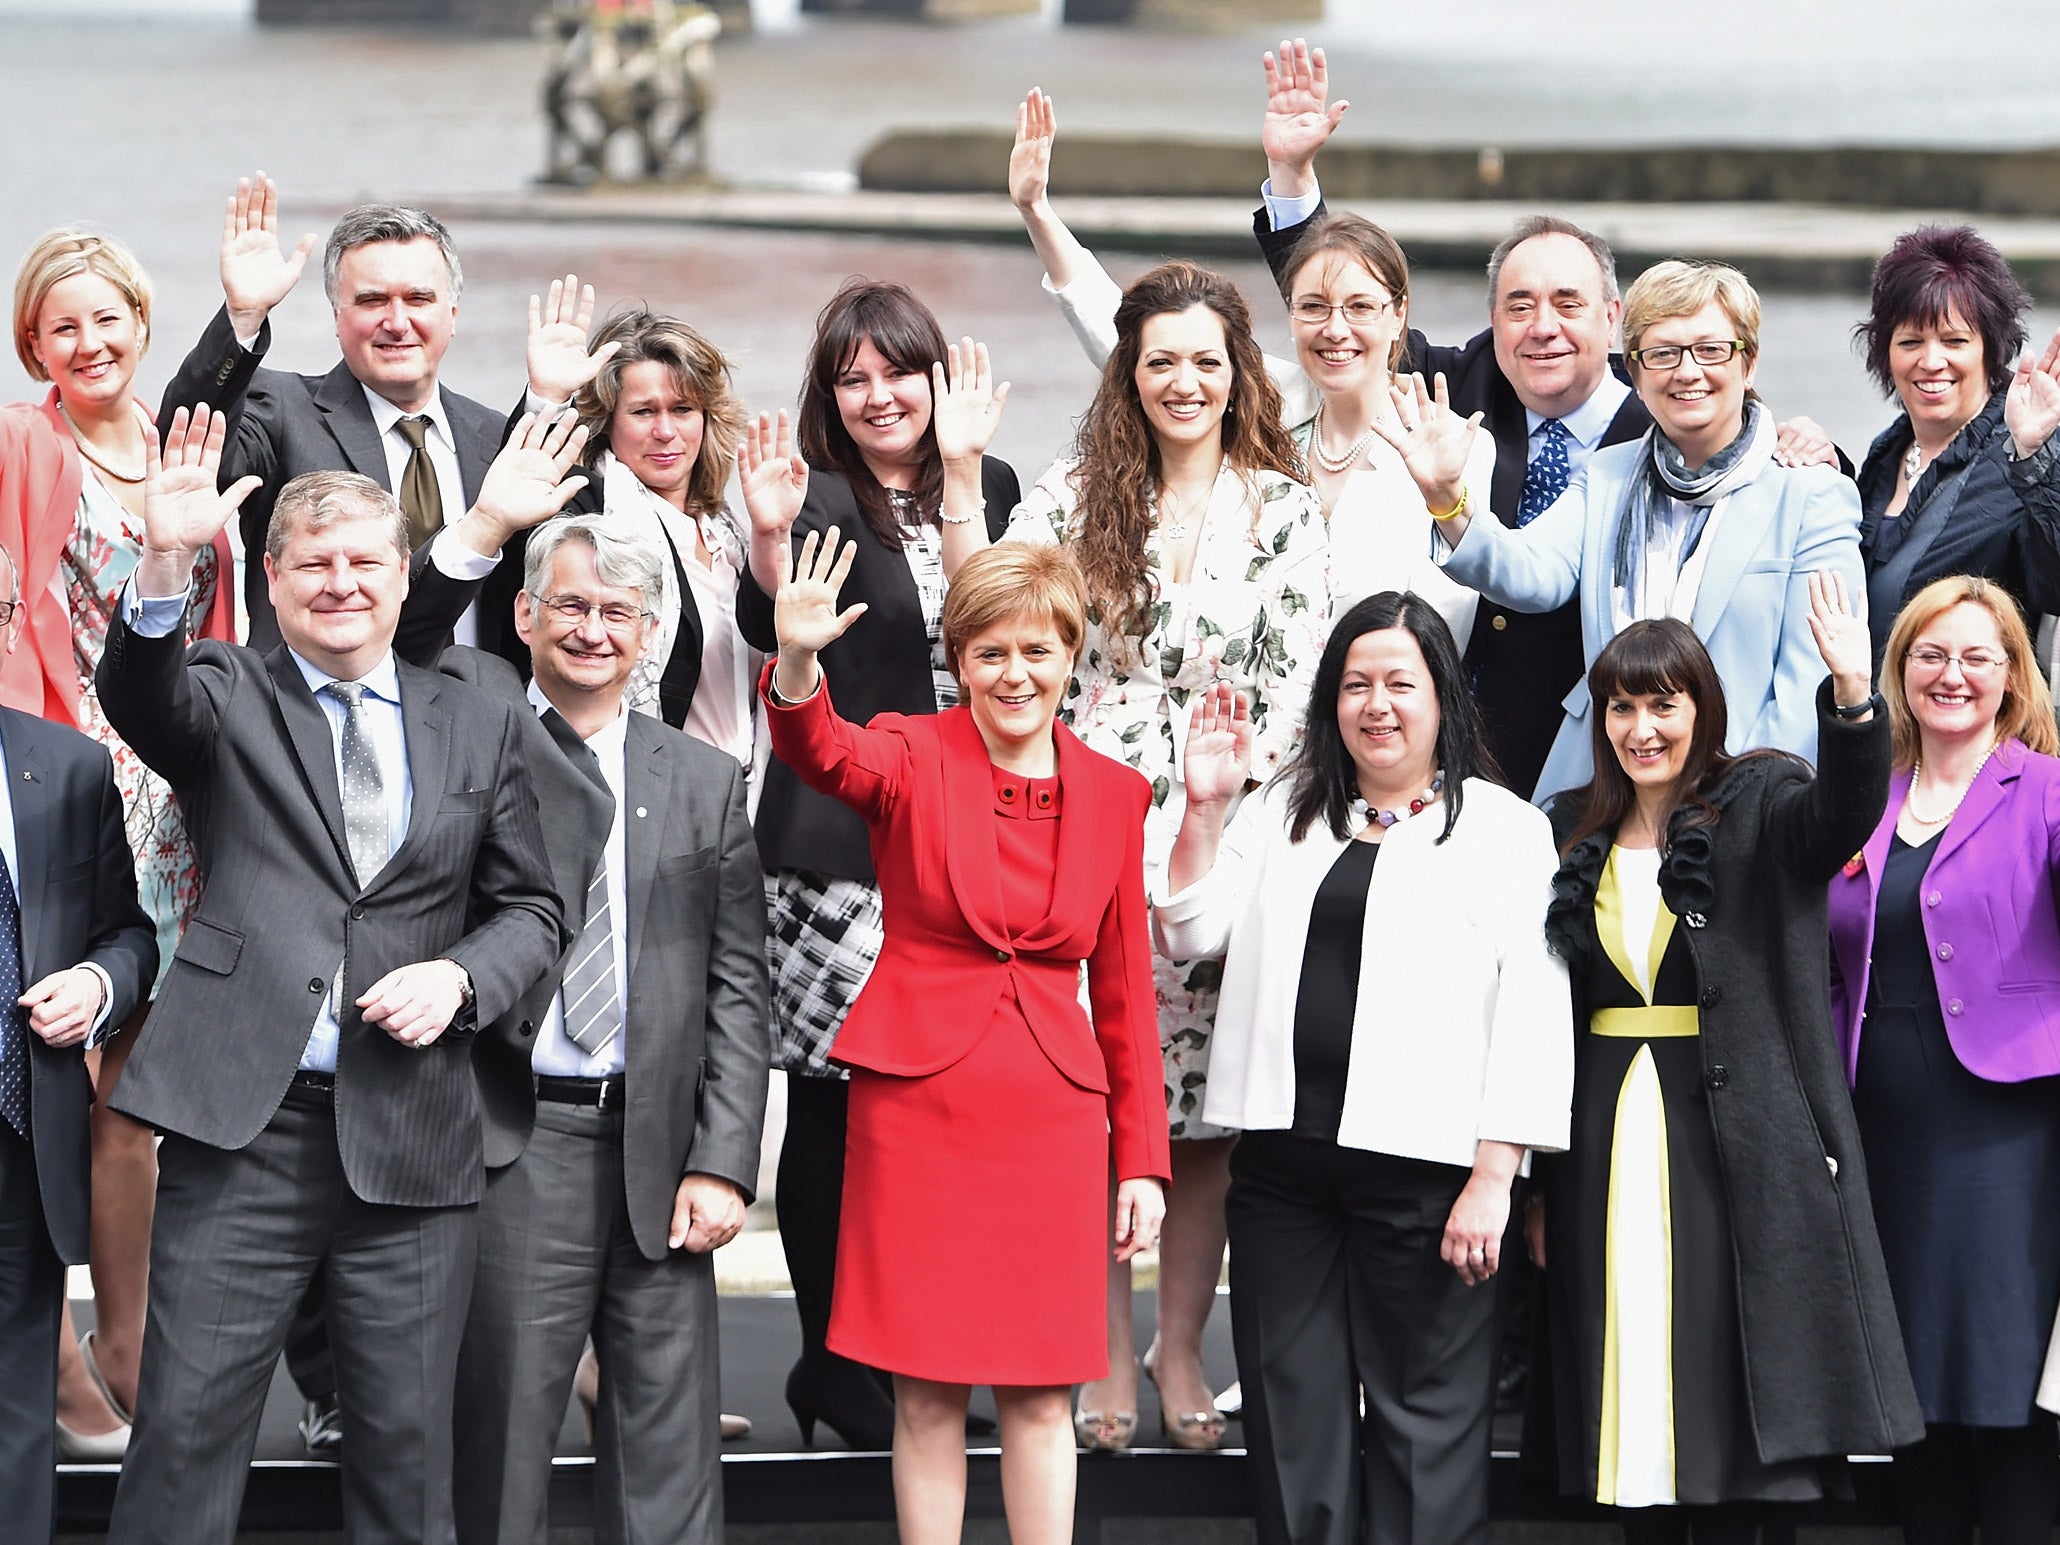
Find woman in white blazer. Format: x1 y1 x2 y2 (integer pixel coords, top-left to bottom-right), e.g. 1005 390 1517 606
1372 259 1864 804
1154 591 1572 1545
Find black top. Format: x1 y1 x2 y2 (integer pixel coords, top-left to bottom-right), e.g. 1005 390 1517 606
1290 839 1380 1142
1856 395 2060 657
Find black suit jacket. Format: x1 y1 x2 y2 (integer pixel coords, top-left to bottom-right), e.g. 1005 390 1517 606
1257 206 1651 797
159 304 506 652
735 459 1019 880
440 650 770 1258
96 617 567 1208
1 709 155 1264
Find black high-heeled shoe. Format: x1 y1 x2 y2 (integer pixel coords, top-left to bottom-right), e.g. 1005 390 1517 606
785 1358 896 1451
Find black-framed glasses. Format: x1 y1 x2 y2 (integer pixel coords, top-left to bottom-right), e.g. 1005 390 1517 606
0 600 18 626
1289 297 1392 327
1627 339 1747 371
537 595 652 631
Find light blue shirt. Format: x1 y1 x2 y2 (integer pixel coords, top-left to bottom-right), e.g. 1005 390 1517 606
125 584 412 1071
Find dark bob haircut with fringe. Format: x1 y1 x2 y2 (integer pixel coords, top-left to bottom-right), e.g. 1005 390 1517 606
1855 224 2029 398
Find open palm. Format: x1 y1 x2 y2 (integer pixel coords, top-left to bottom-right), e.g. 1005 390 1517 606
1370 373 1483 502
2007 326 2060 457
740 410 810 541
142 405 260 556
1182 682 1254 807
220 172 315 325
1260 39 1348 172
526 274 620 403
774 528 868 655
931 337 1009 464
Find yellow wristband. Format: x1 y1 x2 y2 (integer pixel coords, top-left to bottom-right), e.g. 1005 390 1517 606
1428 486 1469 522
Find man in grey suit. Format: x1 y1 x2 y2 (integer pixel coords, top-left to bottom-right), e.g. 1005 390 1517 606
0 537 158 1545
95 406 580 1545
450 515 768 1545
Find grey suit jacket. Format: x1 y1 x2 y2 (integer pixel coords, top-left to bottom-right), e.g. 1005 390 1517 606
1 708 156 1263
95 616 567 1208
158 304 505 652
441 650 769 1260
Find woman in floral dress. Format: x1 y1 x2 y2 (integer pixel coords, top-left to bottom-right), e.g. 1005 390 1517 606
936 261 1329 1449
4 228 233 1453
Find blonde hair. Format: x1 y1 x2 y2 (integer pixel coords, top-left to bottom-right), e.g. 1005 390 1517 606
941 544 1087 691
13 229 153 381
1881 575 2058 768
1621 258 1761 365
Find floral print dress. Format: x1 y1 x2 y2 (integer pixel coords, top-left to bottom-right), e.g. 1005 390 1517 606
65 472 221 994
1008 459 1329 1137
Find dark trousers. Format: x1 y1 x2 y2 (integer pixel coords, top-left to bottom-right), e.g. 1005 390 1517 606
1228 1133 1502 1545
107 1087 478 1545
0 1119 61 1545
1890 1419 2060 1545
455 1101 721 1545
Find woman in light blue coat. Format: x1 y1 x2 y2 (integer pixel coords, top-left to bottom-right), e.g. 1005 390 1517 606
1375 259 1864 802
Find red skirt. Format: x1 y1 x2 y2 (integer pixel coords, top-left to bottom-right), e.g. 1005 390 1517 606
829 996 1110 1385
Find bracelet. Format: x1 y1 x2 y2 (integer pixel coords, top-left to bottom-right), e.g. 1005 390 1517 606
1831 690 1884 722
937 497 986 527
1428 485 1469 522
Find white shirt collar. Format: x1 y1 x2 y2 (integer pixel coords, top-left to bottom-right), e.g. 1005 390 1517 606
527 677 631 765
1526 374 1631 449
363 384 453 450
289 646 403 706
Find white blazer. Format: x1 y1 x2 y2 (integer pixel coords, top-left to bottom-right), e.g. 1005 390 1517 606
1153 777 1572 1169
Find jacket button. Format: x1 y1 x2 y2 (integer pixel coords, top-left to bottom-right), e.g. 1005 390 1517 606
1937 943 1954 961
1925 890 1942 907
519 1019 535 1038
1947 999 1965 1016
351 906 366 920
309 978 324 993
1699 986 1721 1008
994 948 1011 962
1491 614 1508 631
1705 1065 1730 1090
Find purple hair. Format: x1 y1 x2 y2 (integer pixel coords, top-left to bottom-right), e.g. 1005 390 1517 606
1855 225 2028 397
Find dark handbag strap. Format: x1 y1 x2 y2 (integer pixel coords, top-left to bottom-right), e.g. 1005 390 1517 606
1865 427 2000 628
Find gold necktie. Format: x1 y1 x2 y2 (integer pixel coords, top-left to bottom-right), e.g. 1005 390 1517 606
394 414 444 553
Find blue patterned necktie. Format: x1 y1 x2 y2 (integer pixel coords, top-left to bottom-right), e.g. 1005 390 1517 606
0 843 28 1136
1518 418 1573 528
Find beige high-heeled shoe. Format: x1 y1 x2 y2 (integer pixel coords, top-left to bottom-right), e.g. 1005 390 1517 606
1143 1347 1225 1450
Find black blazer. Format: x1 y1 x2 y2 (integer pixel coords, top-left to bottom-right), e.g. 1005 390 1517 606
736 459 1018 880
96 617 567 1208
439 649 770 1258
1257 205 1651 798
159 304 506 653
2 709 155 1264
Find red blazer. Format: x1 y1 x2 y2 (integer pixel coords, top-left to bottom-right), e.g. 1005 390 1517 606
764 670 1171 1183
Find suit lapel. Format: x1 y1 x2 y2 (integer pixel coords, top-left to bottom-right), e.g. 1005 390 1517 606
444 387 499 506
623 716 669 980
1689 482 1777 637
1025 724 1115 949
264 648 354 880
314 365 393 489
937 711 1011 954
1932 742 2018 869
379 662 450 883
1 718 49 978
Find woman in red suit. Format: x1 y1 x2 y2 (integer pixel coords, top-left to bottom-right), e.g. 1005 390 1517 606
763 530 1171 1545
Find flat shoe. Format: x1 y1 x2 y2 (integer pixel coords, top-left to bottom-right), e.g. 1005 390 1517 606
56 1414 130 1462
1073 1403 1136 1452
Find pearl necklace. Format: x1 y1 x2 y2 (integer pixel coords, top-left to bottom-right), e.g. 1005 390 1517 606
1311 403 1378 474
58 405 146 484
1904 740 1999 826
1353 771 1445 830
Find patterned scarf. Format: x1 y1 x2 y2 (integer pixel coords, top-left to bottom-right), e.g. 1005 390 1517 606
1610 399 1775 619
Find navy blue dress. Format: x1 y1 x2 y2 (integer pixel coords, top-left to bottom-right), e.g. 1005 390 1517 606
1853 830 2060 1426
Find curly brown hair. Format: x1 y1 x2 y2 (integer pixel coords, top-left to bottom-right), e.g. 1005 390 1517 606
1070 261 1305 658
573 306 744 521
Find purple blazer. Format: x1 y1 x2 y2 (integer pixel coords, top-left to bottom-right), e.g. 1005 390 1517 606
1827 739 2060 1086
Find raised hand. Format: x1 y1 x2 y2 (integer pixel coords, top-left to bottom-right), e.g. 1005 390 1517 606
1806 568 1873 710
220 172 317 338
526 274 621 404
1009 88 1057 213
1370 372 1483 510
931 337 1010 465
1182 681 1254 809
465 411 590 546
774 527 868 662
141 403 260 559
1261 38 1348 191
740 409 809 544
2007 325 2060 459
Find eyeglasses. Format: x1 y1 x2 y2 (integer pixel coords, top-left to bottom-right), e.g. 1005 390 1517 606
536 595 652 631
1904 645 2007 678
1626 339 1748 371
0 600 17 626
1289 297 1392 327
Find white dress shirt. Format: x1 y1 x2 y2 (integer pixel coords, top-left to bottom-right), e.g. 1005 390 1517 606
527 681 630 1079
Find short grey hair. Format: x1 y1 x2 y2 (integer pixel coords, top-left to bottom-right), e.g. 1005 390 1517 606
1485 216 1620 311
524 516 666 615
323 204 463 305
267 470 409 564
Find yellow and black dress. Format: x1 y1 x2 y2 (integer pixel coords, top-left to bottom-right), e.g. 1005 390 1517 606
1556 845 1822 1507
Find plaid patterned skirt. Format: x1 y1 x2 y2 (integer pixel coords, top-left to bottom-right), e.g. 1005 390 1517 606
765 868 886 1079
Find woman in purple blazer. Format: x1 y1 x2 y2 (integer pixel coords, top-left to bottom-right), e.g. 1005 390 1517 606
1827 574 2060 1545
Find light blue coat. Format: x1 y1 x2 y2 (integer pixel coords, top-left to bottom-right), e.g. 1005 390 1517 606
1441 438 1864 803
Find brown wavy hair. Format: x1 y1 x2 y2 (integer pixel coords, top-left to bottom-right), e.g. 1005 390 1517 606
797 278 948 547
1070 261 1304 660
574 305 744 520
